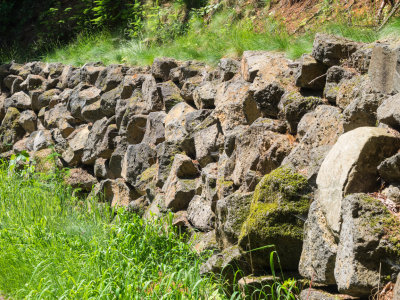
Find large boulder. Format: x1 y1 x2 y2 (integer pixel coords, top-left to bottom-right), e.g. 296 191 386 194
238 167 310 271
216 192 253 249
316 127 400 234
334 193 400 297
282 105 344 184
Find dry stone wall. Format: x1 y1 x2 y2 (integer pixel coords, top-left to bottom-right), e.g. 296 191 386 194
2 33 400 298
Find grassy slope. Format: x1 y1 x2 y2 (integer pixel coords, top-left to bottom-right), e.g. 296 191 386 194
0 163 225 299
40 12 400 67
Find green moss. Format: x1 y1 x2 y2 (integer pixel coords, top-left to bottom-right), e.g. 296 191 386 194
239 166 310 245
139 164 158 182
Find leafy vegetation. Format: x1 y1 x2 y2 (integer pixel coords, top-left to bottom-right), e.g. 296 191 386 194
0 156 301 299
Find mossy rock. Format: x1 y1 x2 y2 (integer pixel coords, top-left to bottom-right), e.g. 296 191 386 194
238 166 311 272
0 107 24 152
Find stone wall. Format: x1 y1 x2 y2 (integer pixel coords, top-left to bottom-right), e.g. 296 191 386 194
1 33 400 298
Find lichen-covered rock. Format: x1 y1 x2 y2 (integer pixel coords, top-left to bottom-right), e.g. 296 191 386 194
155 141 181 188
94 158 111 179
312 33 359 67
95 65 125 92
121 142 157 187
142 74 162 112
323 66 355 104
334 193 400 297
216 192 253 249
238 167 310 271
119 114 147 145
299 200 337 284
157 80 182 112
33 89 60 112
164 102 195 144
94 178 139 208
0 107 25 152
99 87 120 117
282 105 344 184
295 54 328 90
316 127 400 234
162 154 199 211
187 195 215 232
135 164 157 196
299 288 359 300
190 230 218 253
250 81 285 118
68 85 101 120
278 91 323 134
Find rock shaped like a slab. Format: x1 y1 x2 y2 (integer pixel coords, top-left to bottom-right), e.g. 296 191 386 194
299 200 337 284
316 127 400 234
334 193 400 297
368 45 400 94
295 54 328 90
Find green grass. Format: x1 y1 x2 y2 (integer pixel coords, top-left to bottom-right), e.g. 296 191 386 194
0 161 226 299
0 157 301 299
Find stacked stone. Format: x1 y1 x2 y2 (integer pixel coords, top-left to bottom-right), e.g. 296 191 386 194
1 33 400 298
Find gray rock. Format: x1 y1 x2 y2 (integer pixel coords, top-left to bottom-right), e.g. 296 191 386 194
215 192 252 249
335 193 400 296
33 89 61 112
213 79 261 132
180 76 202 103
18 110 37 133
33 130 53 151
187 195 215 232
82 118 118 165
394 274 400 300
22 74 45 91
279 91 323 134
368 45 400 94
299 200 337 284
95 65 125 92
94 178 139 207
68 86 101 120
378 152 400 184
142 111 166 146
218 58 240 81
0 107 25 152
295 54 328 90
94 158 111 179
316 127 400 234
151 57 178 81
312 33 359 67
382 185 400 204
119 114 147 145
99 87 120 117
109 141 128 179
121 143 157 186
157 81 183 112
351 44 374 74
282 105 344 183
377 93 400 130
250 81 285 118
299 288 360 300
142 74 162 112
193 118 223 167
193 81 217 109
199 163 218 211
164 102 195 144
155 141 180 188
231 121 294 189
162 154 199 211
5 91 31 110
80 63 104 85
81 100 104 123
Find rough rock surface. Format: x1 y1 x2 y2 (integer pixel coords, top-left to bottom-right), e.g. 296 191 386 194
316 127 400 233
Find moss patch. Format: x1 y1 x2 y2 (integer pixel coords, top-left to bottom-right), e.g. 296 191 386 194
238 166 311 270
